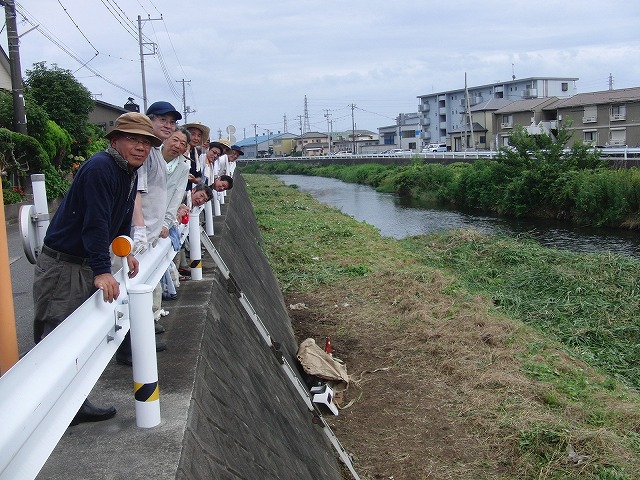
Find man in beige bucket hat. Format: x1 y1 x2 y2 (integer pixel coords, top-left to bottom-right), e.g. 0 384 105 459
33 111 160 426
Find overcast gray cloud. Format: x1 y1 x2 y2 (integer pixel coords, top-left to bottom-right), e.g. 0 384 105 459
4 0 639 139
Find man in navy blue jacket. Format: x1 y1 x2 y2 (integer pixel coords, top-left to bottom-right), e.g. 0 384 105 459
33 112 161 425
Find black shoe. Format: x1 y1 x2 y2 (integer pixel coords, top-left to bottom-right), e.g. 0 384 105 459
116 340 167 366
70 399 116 426
155 321 166 334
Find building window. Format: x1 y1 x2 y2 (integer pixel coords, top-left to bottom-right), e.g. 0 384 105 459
583 130 598 144
562 82 568 91
610 104 626 121
501 115 513 128
583 106 597 123
109 120 114 126
609 128 626 146
479 135 486 144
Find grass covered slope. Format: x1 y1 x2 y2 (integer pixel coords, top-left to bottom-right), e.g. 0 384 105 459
245 173 640 480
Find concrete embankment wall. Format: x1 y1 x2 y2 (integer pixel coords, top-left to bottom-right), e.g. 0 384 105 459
177 174 343 479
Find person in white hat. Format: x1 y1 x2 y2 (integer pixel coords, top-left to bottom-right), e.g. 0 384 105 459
183 121 210 191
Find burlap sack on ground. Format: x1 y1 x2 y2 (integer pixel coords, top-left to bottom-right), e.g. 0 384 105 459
296 338 349 391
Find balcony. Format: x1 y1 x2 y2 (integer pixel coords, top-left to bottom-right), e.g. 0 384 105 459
610 113 626 121
500 122 513 129
582 115 597 123
420 131 431 141
438 107 447 115
418 103 430 113
522 88 538 98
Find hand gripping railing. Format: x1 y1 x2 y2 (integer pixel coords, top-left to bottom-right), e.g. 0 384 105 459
0 212 196 480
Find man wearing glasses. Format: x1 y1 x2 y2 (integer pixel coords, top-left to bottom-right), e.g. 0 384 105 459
33 112 161 425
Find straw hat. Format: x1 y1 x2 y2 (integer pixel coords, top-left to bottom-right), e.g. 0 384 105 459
209 139 231 152
105 112 162 147
183 121 211 144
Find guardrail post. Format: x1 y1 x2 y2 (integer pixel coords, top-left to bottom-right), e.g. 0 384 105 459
213 193 221 216
188 210 203 280
31 173 50 252
218 190 225 205
204 199 214 235
128 283 161 428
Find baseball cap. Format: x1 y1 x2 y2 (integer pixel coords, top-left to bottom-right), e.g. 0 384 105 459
146 101 182 120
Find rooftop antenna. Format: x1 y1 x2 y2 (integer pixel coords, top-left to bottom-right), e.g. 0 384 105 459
512 63 516 81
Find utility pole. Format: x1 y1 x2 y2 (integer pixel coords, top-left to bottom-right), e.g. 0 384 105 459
138 14 162 112
253 124 258 157
324 109 332 154
176 79 192 121
608 73 614 91
4 0 27 134
283 114 288 133
297 115 303 135
350 104 356 154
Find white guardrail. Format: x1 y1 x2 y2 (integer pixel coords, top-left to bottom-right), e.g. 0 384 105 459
244 146 640 162
0 210 195 480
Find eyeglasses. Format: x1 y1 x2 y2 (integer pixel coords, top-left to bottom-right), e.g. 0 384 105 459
154 117 177 126
124 135 153 147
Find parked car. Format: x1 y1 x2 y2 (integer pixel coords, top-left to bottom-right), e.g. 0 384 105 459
384 148 413 156
330 151 353 156
422 143 447 153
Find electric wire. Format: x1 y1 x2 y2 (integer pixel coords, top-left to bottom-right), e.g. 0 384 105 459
15 2 142 98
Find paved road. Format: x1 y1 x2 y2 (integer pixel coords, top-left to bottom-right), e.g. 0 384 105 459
6 220 36 356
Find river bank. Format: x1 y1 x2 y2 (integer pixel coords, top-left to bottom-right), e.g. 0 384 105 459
245 173 640 480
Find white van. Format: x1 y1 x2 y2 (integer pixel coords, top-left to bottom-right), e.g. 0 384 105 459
422 143 447 153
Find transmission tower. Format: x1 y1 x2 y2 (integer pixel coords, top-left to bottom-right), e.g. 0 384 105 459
303 95 311 134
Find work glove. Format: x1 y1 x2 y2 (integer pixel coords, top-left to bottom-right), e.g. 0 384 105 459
132 225 148 255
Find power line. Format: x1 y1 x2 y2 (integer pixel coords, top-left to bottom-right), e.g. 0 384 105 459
98 0 138 41
15 3 142 98
57 0 98 55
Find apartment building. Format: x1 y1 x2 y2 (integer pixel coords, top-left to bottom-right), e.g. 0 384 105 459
296 131 329 156
378 113 421 151
494 97 560 148
417 77 578 147
543 87 640 147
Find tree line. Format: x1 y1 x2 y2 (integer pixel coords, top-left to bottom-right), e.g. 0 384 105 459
1 62 108 204
243 125 640 230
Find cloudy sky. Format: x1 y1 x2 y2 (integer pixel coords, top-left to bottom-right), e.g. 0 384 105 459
4 0 640 141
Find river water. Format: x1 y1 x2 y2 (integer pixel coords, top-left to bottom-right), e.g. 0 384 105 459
277 174 640 259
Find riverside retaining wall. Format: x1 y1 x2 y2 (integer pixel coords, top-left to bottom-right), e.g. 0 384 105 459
177 174 344 479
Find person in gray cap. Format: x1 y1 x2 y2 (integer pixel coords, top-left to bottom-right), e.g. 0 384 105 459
117 101 182 363
33 112 161 425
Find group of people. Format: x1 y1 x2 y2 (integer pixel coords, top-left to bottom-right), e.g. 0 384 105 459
32 101 243 426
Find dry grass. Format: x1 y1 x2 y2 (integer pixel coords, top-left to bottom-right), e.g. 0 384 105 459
247 174 640 480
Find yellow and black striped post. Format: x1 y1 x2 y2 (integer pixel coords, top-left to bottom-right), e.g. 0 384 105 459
128 283 161 427
188 211 203 280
